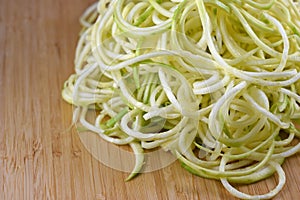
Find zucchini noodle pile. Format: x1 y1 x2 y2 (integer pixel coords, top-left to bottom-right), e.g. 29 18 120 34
62 0 300 199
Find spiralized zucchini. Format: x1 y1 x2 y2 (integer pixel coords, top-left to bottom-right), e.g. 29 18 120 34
62 0 300 199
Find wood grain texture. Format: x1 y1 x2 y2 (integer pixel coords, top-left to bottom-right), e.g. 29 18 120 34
0 0 300 199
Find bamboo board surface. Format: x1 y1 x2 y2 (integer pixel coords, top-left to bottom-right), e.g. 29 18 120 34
1 0 300 199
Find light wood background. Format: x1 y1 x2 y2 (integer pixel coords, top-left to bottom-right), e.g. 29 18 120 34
1 0 300 199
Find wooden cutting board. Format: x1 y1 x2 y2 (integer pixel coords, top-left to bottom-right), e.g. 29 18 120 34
1 0 300 199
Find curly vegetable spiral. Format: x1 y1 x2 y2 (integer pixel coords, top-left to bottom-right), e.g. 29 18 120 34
62 0 300 199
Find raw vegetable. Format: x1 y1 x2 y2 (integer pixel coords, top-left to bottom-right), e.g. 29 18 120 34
62 0 300 199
